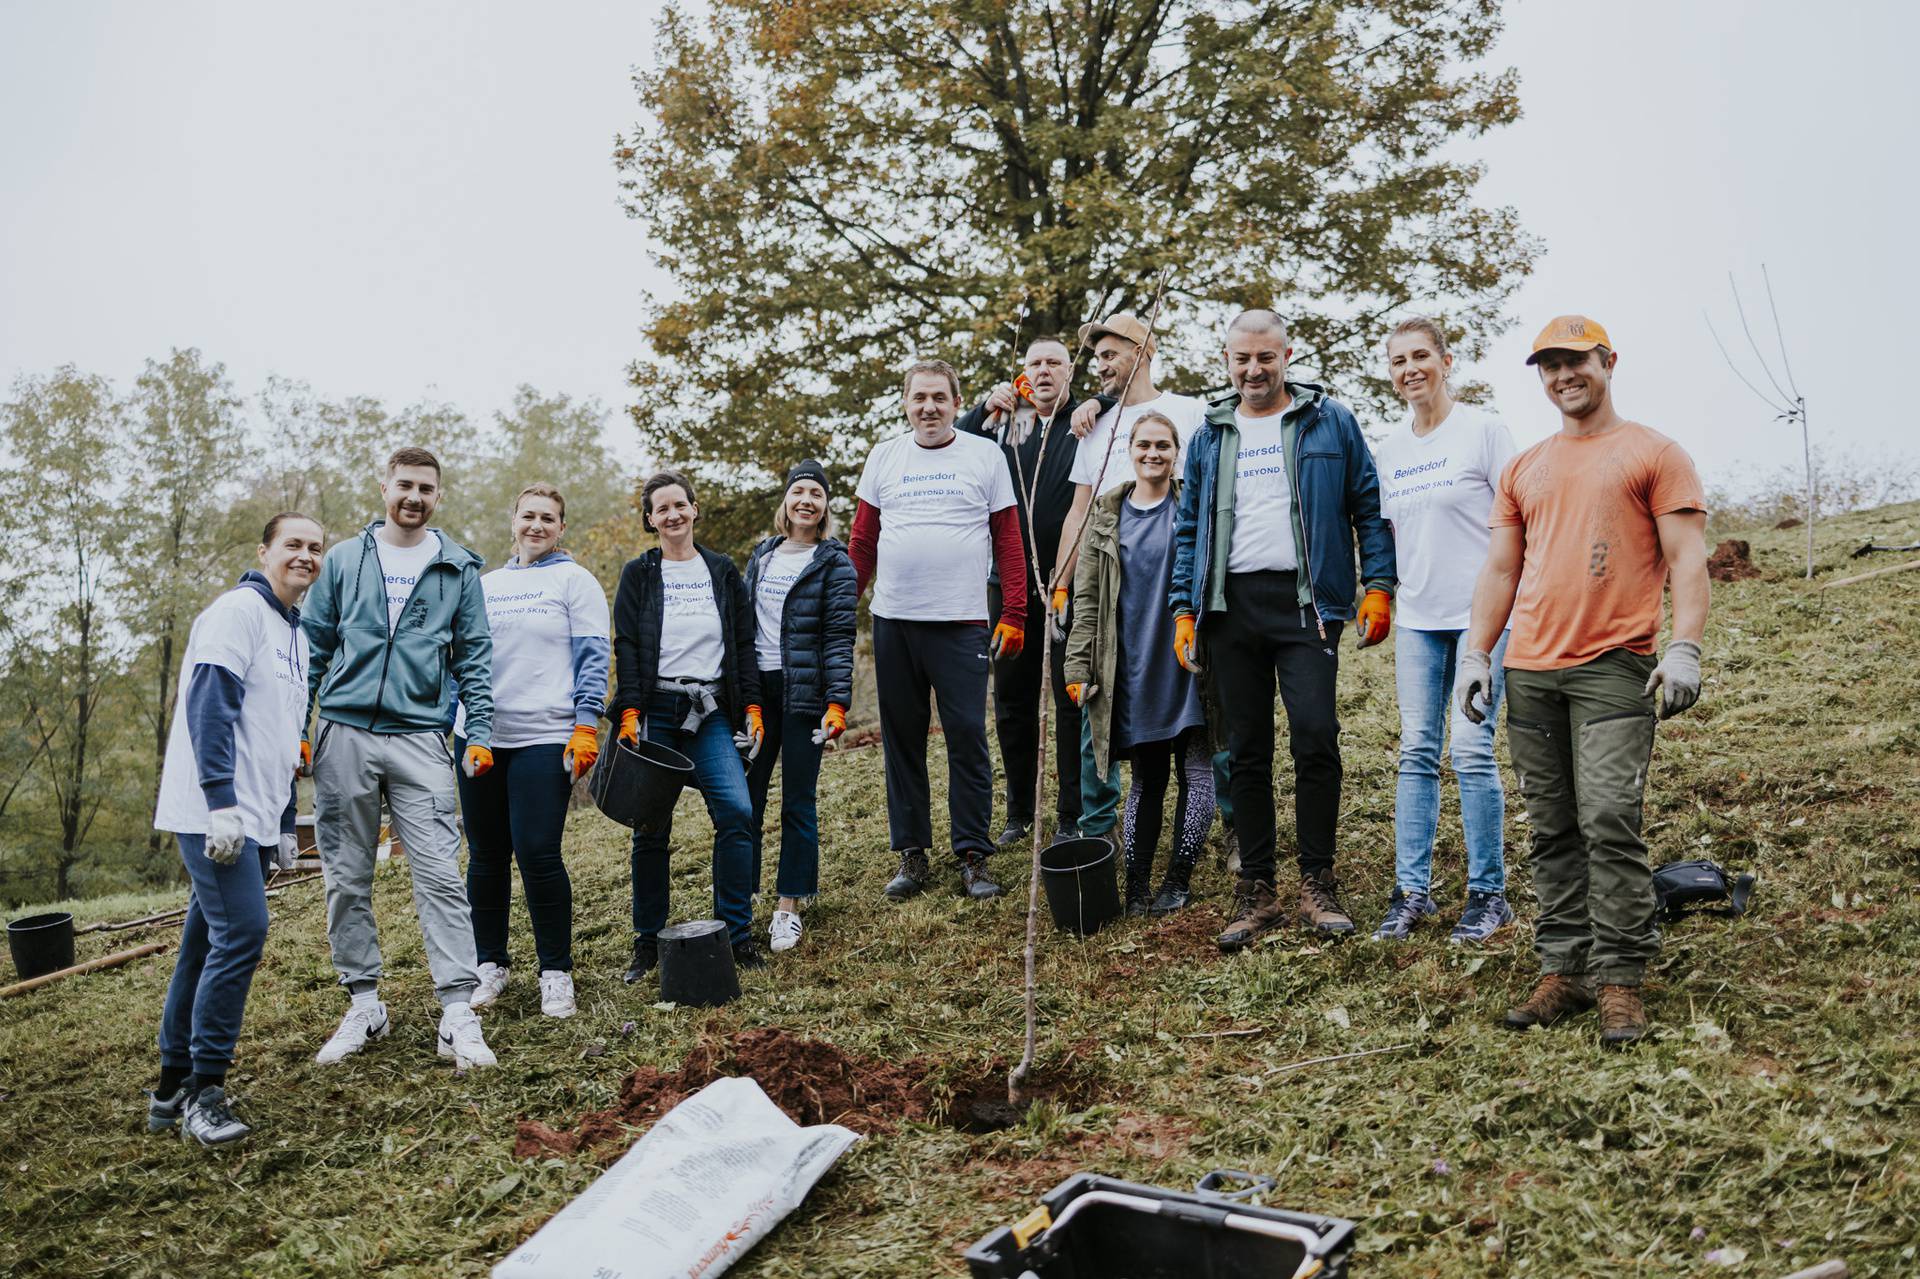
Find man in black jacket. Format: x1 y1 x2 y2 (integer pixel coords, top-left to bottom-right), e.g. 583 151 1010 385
956 336 1086 846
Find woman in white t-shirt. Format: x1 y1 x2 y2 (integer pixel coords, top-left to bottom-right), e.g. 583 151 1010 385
610 470 765 978
453 484 610 1020
742 460 857 953
149 512 323 1147
1370 317 1518 945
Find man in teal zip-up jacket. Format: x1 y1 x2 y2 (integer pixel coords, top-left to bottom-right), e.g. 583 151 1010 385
1169 311 1396 953
301 447 500 1071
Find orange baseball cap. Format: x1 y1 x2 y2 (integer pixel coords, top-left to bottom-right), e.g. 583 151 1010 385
1525 315 1613 364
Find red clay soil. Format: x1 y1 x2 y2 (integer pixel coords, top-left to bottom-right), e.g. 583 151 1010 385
515 1029 938 1158
1707 538 1762 582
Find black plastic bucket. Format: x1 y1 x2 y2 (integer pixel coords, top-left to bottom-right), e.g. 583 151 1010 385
589 737 694 835
1039 838 1122 936
7 911 76 980
657 920 740 1007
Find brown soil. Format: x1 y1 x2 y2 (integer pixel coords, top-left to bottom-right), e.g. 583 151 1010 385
1708 539 1762 582
513 1028 937 1159
1774 516 1803 529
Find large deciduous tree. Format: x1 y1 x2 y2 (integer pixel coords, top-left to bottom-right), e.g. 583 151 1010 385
619 0 1536 545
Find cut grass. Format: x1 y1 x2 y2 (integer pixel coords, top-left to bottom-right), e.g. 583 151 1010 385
3 503 1918 1277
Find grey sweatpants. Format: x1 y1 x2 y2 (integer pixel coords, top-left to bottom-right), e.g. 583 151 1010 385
313 721 479 1007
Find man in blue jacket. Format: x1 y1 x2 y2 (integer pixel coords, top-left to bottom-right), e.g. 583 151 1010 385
302 447 500 1070
1170 311 1397 951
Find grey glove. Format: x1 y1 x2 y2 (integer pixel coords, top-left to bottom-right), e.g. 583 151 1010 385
1457 649 1494 725
1644 639 1702 719
204 807 247 866
276 832 301 872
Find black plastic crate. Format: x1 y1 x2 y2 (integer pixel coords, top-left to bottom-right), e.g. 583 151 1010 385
965 1169 1356 1279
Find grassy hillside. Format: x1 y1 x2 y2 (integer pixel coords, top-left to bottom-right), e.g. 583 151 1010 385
3 502 1917 1278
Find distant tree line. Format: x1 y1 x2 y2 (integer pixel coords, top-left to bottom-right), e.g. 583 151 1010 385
0 351 640 904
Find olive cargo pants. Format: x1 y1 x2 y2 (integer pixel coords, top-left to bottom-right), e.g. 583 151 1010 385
1503 649 1660 986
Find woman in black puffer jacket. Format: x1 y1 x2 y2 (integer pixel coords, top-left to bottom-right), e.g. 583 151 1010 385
742 460 857 954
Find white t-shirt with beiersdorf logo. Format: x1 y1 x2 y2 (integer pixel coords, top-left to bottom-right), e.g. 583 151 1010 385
154 588 309 845
1372 402 1516 630
1226 409 1300 573
374 529 437 631
1070 392 1206 497
657 556 726 681
856 430 1016 621
454 556 611 748
754 542 814 671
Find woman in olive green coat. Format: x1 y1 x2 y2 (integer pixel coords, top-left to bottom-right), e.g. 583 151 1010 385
1064 411 1216 914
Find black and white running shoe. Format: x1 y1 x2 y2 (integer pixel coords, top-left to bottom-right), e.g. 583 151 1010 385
181 1086 251 1147
147 1077 195 1133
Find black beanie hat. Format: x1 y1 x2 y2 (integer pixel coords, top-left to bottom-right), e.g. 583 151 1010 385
785 459 830 498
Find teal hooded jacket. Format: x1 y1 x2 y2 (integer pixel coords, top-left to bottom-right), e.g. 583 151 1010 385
302 522 495 747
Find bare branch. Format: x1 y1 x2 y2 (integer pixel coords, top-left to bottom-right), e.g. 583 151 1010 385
1704 311 1791 415
1729 273 1797 407
1761 262 1803 402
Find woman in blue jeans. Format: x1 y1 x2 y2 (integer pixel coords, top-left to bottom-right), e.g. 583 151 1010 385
1371 317 1518 942
611 470 765 977
454 483 610 1018
744 460 857 953
149 512 323 1146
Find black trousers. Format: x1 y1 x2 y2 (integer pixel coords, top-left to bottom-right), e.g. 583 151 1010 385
988 583 1082 832
1209 571 1345 883
873 616 995 859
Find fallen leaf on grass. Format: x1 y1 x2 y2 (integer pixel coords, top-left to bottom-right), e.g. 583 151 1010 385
1324 1006 1350 1030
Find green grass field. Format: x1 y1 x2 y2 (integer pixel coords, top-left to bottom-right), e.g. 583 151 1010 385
3 503 1917 1278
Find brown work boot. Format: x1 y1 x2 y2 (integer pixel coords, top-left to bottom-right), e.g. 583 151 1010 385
1297 871 1355 936
1597 984 1649 1048
1216 879 1284 953
1502 974 1596 1030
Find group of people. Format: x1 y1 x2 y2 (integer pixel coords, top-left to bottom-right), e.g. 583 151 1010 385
144 305 1709 1148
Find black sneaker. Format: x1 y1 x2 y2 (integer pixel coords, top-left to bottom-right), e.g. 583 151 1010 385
623 936 660 984
884 849 930 900
181 1085 250 1147
732 940 768 971
996 821 1031 849
958 852 1004 900
1149 874 1193 915
147 1076 195 1133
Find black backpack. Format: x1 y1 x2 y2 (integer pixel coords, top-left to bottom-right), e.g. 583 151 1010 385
1651 859 1757 922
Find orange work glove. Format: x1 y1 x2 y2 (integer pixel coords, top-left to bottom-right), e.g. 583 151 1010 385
1066 682 1098 706
990 621 1025 660
297 738 312 777
813 703 846 746
564 724 599 779
619 708 641 746
1173 614 1201 673
1355 588 1393 648
462 744 494 778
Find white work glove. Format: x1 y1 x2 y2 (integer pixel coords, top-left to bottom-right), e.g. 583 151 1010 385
205 807 247 866
984 382 1016 419
1644 639 1703 719
1457 649 1494 725
275 832 301 871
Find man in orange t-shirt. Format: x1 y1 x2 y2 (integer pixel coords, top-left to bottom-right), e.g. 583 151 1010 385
1457 315 1710 1048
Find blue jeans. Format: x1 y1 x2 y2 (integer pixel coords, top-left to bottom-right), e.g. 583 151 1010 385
457 738 573 972
1077 710 1124 837
158 834 271 1077
630 690 757 945
1394 627 1508 895
745 669 822 899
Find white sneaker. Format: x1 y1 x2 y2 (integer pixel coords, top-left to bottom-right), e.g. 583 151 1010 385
315 1000 391 1065
769 910 803 953
471 962 510 1009
437 1002 497 1069
539 970 576 1018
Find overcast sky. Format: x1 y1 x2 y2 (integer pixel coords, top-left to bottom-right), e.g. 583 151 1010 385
2 1 1913 491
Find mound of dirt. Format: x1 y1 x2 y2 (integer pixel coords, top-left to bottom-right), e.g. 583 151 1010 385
1708 538 1762 582
514 1029 936 1158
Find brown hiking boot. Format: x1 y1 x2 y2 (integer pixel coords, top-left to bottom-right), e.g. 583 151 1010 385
1216 879 1284 952
1297 872 1355 936
1502 975 1596 1030
1597 984 1648 1048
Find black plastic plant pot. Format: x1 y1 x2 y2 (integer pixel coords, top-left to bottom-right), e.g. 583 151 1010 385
589 737 694 835
964 1170 1357 1279
657 920 740 1007
1039 838 1122 936
7 911 76 981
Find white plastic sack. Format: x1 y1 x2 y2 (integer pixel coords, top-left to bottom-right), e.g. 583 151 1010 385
493 1075 860 1279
